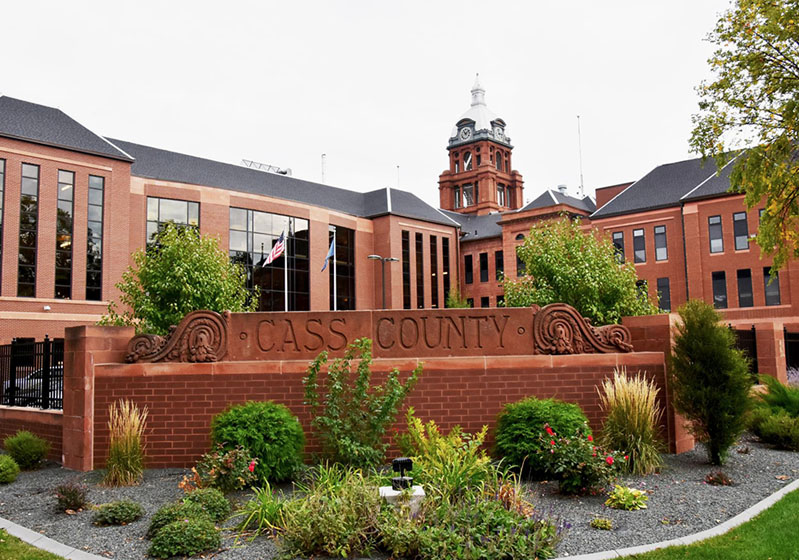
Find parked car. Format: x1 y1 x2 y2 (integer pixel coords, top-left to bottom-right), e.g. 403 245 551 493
1 365 63 406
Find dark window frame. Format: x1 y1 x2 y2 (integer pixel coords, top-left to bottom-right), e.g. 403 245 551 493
415 232 424 308
712 270 728 309
86 175 105 300
733 212 749 250
430 235 439 308
633 228 646 263
479 252 489 283
146 196 200 245
495 250 504 281
654 225 667 261
55 169 74 299
737 269 753 308
18 163 40 297
708 215 723 253
656 277 671 312
764 267 781 306
402 230 411 309
612 231 625 261
442 237 451 305
464 254 473 284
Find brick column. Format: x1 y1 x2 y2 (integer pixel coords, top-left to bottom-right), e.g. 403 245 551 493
63 325 133 471
755 322 788 384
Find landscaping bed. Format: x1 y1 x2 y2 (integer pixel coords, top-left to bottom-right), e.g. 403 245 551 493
0 434 797 559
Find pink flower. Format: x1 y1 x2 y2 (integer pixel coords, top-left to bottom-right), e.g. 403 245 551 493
550 440 556 446
248 460 256 473
545 426 555 436
587 435 593 442
605 456 614 466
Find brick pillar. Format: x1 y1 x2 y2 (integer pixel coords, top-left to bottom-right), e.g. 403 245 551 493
63 325 133 471
622 313 695 454
755 322 788 384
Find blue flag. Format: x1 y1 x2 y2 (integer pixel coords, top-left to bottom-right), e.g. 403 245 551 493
321 238 335 272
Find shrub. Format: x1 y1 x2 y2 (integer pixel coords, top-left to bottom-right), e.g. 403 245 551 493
756 374 799 417
148 518 221 559
147 502 210 539
400 408 491 503
749 406 799 451
705 471 734 486
598 367 664 475
303 338 422 468
494 396 590 476
0 455 20 484
590 517 613 530
183 488 230 521
235 483 287 536
54 480 89 511
3 431 50 470
103 399 148 486
669 300 751 465
211 401 303 482
542 425 624 494
605 485 648 510
179 444 257 493
92 500 144 526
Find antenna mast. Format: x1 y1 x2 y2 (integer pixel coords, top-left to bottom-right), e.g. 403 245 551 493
321 153 326 183
577 115 585 197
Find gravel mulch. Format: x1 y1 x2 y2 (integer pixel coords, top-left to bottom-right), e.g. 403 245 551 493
0 434 797 559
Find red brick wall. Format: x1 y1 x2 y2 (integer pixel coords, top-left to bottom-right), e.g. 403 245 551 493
0 406 62 462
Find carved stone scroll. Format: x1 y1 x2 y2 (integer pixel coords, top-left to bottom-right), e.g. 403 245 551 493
126 310 229 363
532 303 633 354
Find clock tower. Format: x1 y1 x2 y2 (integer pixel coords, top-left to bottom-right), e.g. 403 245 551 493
439 75 524 215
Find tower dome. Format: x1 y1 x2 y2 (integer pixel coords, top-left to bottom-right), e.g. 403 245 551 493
449 74 510 148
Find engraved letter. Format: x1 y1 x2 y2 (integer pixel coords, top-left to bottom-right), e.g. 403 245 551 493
304 319 325 352
329 318 348 351
421 316 442 349
376 317 396 349
491 315 510 349
445 316 467 349
281 320 300 353
257 320 275 352
400 317 419 349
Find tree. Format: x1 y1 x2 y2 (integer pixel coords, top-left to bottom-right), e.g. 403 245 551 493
100 223 256 334
445 287 471 308
669 300 752 466
691 0 799 271
502 217 659 325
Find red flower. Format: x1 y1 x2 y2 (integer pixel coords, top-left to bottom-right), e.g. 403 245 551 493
248 460 256 473
550 440 556 446
545 426 555 436
605 456 614 466
624 455 629 461
587 435 593 442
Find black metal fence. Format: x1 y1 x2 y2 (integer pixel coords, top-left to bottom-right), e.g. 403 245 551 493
730 325 758 379
0 336 64 409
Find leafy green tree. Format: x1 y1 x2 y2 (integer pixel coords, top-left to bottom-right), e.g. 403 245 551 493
691 0 799 271
445 287 471 308
100 223 256 334
502 217 659 325
669 300 752 465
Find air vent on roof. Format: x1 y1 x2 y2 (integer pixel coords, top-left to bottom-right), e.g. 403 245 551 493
557 184 568 194
241 159 292 176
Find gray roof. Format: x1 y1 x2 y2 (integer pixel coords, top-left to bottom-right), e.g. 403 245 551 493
441 210 503 240
0 96 133 161
108 138 456 226
521 190 596 213
592 156 731 219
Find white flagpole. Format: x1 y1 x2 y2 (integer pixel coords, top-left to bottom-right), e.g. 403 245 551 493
333 231 337 312
284 235 288 312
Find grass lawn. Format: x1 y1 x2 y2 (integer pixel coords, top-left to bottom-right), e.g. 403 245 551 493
625 489 799 559
0 530 62 560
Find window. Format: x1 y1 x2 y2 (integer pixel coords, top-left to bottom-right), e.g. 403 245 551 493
516 250 525 277
331 225 356 311
430 236 439 308
476 155 482 166
86 176 105 300
464 152 473 171
515 233 524 241
453 186 461 209
55 170 74 299
708 215 723 253
229 208 310 311
496 152 502 171
18 163 39 297
462 184 474 207
657 277 671 311
612 231 624 261
737 269 753 308
635 280 648 304
759 208 765 223
466 298 474 308
147 197 199 244
415 232 424 308
402 231 411 309
480 296 490 308
496 295 504 307
479 252 488 282
464 254 473 284
454 161 460 173
497 184 506 206
733 212 749 250
0 159 4 287
442 237 451 304
764 267 781 306
654 225 667 261
633 228 645 263
712 271 727 309
495 250 504 280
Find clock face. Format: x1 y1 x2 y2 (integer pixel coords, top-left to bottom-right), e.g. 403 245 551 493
494 127 504 139
459 127 472 140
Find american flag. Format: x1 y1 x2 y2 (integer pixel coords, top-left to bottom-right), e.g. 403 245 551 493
263 231 286 266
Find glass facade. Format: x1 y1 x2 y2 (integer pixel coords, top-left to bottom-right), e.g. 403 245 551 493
430 235 439 308
18 163 39 297
737 269 753 308
402 230 411 309
733 212 749 250
712 271 727 309
147 197 199 244
86 176 104 300
415 232 424 308
709 215 723 253
55 170 74 299
229 208 310 311
654 225 667 261
633 228 645 263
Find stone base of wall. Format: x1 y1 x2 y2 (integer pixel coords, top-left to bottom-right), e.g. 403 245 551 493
0 406 62 462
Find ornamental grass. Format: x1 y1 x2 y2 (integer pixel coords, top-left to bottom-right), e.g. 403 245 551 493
103 399 148 486
598 367 664 475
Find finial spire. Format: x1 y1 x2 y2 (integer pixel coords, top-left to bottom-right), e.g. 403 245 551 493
471 73 486 107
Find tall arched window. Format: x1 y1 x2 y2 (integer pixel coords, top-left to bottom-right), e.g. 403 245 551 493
496 152 502 171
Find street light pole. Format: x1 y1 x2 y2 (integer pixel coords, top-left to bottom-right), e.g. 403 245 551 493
368 254 399 309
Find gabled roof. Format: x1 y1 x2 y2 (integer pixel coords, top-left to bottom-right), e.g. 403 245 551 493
0 96 133 161
591 156 725 219
440 210 503 241
108 138 456 226
521 190 596 214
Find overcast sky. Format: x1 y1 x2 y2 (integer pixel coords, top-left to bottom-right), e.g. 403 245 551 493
2 1 731 208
